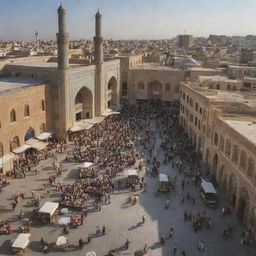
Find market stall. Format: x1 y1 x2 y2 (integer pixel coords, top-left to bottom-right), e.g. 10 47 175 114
11 233 31 255
38 202 59 223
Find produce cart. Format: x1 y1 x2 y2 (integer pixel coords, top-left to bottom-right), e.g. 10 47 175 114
11 233 31 255
38 202 59 223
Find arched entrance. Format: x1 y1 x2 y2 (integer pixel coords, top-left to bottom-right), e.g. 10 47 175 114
237 187 250 223
10 136 20 151
107 76 118 107
75 87 93 121
148 81 162 104
229 174 237 207
24 128 35 141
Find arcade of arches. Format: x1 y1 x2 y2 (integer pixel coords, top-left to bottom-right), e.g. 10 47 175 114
148 80 162 101
75 87 93 121
204 147 256 227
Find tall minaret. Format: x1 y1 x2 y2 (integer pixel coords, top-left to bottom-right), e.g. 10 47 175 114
94 9 104 116
56 3 70 139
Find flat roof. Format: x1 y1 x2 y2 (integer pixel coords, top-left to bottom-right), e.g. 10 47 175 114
0 77 45 95
131 63 181 71
222 120 256 145
199 75 241 83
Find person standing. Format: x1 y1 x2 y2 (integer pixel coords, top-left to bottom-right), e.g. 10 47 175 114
142 215 145 224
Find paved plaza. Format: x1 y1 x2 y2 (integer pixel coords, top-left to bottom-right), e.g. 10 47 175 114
0 115 255 256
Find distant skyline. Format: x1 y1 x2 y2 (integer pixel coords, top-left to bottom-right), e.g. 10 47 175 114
0 0 256 41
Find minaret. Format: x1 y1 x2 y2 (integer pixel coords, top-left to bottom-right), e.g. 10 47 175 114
56 3 70 139
94 9 104 116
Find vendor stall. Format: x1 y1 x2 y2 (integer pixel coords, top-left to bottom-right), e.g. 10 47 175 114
158 174 170 192
56 236 68 249
11 233 31 255
38 202 59 223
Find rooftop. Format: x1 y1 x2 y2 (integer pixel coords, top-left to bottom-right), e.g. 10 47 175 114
0 77 45 95
131 63 181 71
222 119 256 145
199 75 241 83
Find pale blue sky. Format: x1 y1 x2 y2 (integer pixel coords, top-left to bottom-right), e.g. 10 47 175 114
0 0 255 41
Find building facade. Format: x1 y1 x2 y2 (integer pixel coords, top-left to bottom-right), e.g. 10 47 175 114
180 82 256 228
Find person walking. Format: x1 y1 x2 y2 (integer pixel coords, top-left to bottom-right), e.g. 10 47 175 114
124 239 130 250
160 233 165 245
173 244 177 255
78 238 83 249
142 215 145 224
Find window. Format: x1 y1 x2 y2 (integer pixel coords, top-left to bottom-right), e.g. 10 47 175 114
219 135 224 152
41 100 45 111
225 139 231 157
186 96 189 102
195 103 198 111
199 107 202 114
227 84 231 90
24 104 30 117
189 98 193 107
0 143 3 157
183 93 185 100
216 84 220 90
189 113 193 122
198 120 201 130
138 82 144 90
232 145 239 164
40 123 46 133
214 132 218 146
165 83 171 91
10 109 16 122
247 157 255 181
240 151 247 170
194 116 197 126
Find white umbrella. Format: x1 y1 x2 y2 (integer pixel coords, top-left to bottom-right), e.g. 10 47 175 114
78 162 94 169
86 252 96 256
57 217 70 225
56 236 68 246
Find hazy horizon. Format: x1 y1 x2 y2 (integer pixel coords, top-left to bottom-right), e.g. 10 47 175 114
0 0 256 41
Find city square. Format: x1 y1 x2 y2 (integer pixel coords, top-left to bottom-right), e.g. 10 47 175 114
0 105 254 256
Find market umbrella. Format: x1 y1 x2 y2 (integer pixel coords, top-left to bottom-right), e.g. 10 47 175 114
56 236 68 246
60 208 69 214
86 251 96 256
57 217 70 225
78 162 94 169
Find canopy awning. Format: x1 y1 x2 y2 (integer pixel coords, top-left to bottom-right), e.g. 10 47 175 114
36 132 52 141
12 145 31 154
78 162 94 169
0 153 16 168
127 169 138 177
69 122 94 132
39 202 59 215
201 179 217 194
159 173 169 182
56 236 68 246
12 233 31 249
87 116 105 124
102 108 121 117
25 138 48 151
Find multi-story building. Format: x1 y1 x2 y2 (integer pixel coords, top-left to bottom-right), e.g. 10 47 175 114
180 81 256 228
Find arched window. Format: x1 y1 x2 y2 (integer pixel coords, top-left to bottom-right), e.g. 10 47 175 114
0 143 3 157
232 145 239 164
40 123 46 133
41 100 45 111
247 157 255 180
24 104 30 117
138 82 144 90
225 139 231 157
175 85 179 93
219 135 224 151
240 151 247 170
214 132 218 146
10 136 20 151
10 109 16 122
165 83 171 91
